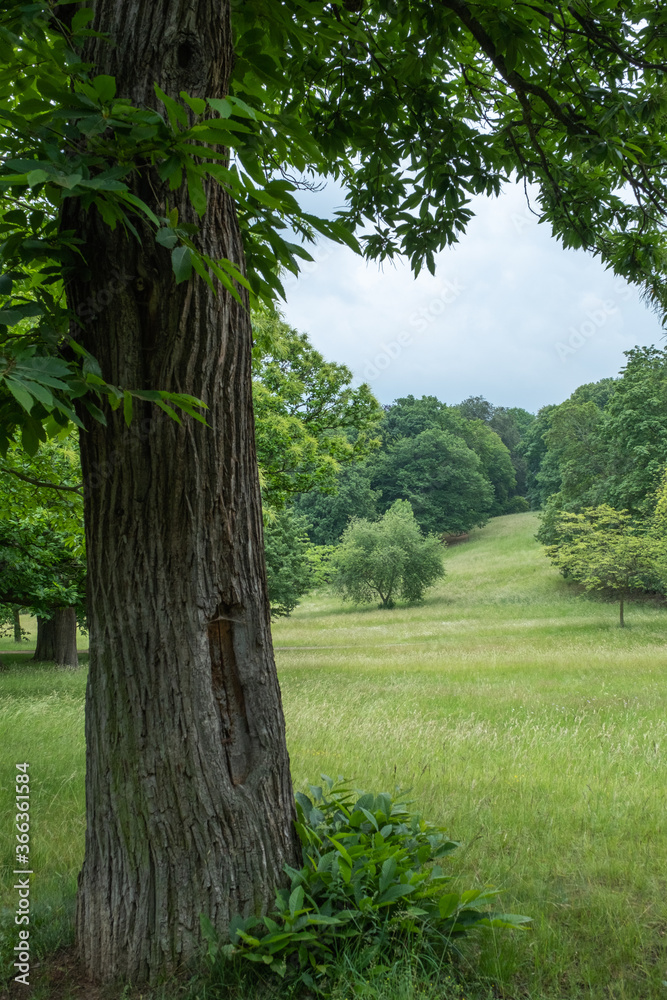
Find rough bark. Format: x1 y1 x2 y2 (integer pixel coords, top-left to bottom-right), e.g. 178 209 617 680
67 0 299 984
34 615 56 661
54 607 79 669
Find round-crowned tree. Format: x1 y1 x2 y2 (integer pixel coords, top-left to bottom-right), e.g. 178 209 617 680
333 500 445 609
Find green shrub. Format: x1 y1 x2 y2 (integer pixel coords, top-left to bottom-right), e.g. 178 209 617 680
201 778 529 993
332 500 444 608
503 496 530 514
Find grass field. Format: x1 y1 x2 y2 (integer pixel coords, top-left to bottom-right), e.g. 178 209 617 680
1 512 666 999
0 616 88 653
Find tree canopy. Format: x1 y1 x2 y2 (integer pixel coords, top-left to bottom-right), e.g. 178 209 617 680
370 427 494 534
3 2 667 457
333 499 445 608
545 505 666 626
532 348 667 547
252 308 382 508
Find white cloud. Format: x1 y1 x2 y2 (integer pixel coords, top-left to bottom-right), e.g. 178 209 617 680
281 184 664 412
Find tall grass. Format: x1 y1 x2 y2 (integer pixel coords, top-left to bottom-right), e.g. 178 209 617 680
0 513 665 998
273 513 667 1000
0 661 87 992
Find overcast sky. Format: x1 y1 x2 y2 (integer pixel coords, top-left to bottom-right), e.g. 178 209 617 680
279 182 665 414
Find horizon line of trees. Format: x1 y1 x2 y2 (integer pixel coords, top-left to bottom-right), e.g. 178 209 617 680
4 318 667 629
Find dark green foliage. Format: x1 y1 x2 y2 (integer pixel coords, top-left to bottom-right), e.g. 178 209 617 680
457 398 535 497
459 420 516 517
381 395 466 445
456 396 493 423
602 347 667 516
294 465 380 545
201 778 529 993
543 399 609 509
370 430 494 536
333 500 445 608
264 509 314 618
529 350 667 528
293 393 532 545
521 405 560 509
504 496 531 514
0 514 85 615
0 434 85 624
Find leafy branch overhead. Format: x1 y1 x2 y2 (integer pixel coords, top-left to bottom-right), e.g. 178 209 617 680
3 1 667 453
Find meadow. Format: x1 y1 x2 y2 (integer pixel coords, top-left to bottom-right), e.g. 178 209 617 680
1 512 665 999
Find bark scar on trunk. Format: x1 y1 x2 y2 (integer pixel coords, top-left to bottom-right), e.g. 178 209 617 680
207 614 252 785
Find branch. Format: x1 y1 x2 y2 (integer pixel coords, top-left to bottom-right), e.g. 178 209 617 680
0 467 84 496
438 0 591 134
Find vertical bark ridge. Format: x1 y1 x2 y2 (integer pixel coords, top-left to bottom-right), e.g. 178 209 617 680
69 0 299 983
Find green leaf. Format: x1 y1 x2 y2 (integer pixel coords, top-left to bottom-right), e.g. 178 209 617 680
20 379 54 409
288 885 304 917
156 227 178 249
207 97 233 118
92 75 116 101
186 166 207 216
378 883 415 906
180 91 206 114
329 836 352 867
27 169 49 187
71 7 94 31
4 378 34 412
154 83 188 129
21 421 40 456
438 893 461 919
379 856 397 893
171 246 192 284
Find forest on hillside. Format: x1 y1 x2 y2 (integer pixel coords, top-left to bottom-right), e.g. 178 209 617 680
2 308 667 627
252 311 667 614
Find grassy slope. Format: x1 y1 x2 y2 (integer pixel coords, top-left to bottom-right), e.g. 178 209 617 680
0 513 665 999
273 513 667 1000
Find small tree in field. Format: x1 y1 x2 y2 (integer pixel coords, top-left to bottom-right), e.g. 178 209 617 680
333 500 444 609
545 506 666 627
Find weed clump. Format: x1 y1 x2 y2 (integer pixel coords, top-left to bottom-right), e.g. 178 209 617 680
202 778 529 994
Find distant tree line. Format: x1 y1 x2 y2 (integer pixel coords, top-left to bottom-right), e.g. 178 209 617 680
524 346 667 524
526 346 667 617
294 392 535 546
6 311 665 626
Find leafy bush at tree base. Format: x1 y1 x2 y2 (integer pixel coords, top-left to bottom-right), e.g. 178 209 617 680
201 778 530 994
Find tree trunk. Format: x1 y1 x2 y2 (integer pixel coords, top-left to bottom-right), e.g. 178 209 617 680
34 615 56 661
66 0 299 984
619 595 624 627
54 607 78 669
13 606 21 643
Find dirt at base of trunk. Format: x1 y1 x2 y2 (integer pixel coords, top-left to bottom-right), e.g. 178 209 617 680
1 948 123 1000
